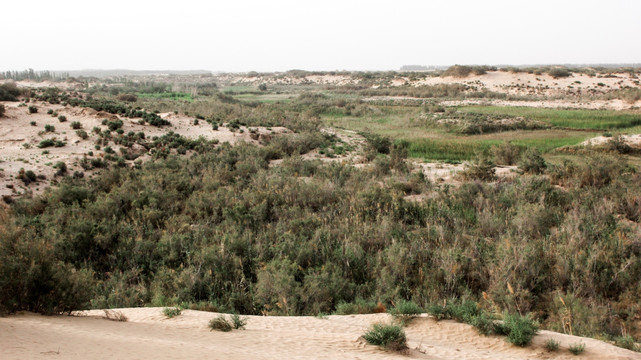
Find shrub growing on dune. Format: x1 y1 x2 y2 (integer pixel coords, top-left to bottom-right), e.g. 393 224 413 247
209 315 233 332
568 342 585 355
389 300 423 323
163 307 182 318
363 323 407 351
500 313 539 347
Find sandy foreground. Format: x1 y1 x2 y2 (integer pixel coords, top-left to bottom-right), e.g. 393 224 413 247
1 308 639 360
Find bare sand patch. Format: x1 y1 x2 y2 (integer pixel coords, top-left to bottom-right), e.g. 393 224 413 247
0 309 637 360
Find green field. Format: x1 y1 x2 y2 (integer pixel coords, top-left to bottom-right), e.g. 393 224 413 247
322 105 635 161
457 106 641 130
137 92 193 102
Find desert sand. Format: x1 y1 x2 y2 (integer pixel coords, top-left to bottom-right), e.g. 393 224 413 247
1 308 638 360
0 100 286 197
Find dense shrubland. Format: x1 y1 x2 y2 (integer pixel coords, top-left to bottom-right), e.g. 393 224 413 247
1 141 640 342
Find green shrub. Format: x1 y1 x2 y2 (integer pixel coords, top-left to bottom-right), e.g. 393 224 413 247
614 335 640 352
461 152 496 181
30 121 36 126
335 299 378 315
209 315 232 332
230 314 247 329
38 139 55 148
0 104 4 117
545 338 560 351
491 142 521 165
502 313 538 347
44 124 55 132
162 307 182 318
389 300 423 323
548 68 572 79
362 323 407 351
53 161 67 176
58 115 67 122
427 303 450 321
469 311 498 336
76 130 88 139
568 342 585 355
0 83 22 101
28 105 37 114
606 134 632 154
71 121 82 129
518 148 546 174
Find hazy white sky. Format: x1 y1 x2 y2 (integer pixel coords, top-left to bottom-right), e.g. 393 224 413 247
2 0 640 72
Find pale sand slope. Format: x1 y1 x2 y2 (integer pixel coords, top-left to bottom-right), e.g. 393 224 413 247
1 308 639 360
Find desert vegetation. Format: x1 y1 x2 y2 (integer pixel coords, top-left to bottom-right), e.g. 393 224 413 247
1 70 641 354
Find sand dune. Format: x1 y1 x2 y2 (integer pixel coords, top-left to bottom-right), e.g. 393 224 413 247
1 308 638 360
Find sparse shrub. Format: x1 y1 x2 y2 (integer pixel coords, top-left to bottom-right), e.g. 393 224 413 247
30 121 36 126
209 315 232 332
568 342 585 355
461 152 496 181
117 94 138 102
70 121 82 129
614 335 640 352
0 83 22 101
47 109 54 115
545 338 560 351
38 139 55 148
362 323 407 351
162 307 182 318
606 134 632 154
230 314 247 329
76 129 88 139
491 142 521 165
44 124 55 132
360 131 391 154
427 302 450 321
518 148 546 174
389 300 423 323
549 68 572 79
335 299 379 315
53 161 67 176
502 313 538 347
58 115 67 122
28 105 37 114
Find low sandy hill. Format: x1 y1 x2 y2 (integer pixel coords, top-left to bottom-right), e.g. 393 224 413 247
1 308 638 360
0 100 286 198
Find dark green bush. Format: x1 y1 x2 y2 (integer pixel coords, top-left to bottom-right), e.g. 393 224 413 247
71 121 82 129
389 300 423 322
502 313 538 347
0 83 22 101
209 315 232 332
58 115 67 122
162 307 182 318
28 105 37 114
518 148 546 174
362 324 407 351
